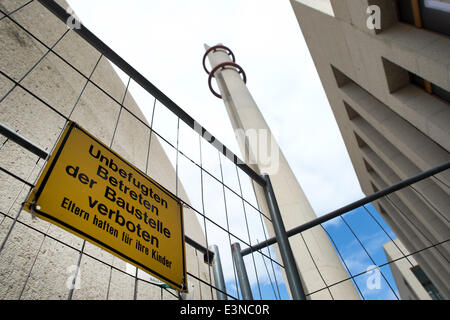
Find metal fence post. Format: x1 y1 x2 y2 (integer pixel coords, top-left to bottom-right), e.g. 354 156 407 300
210 245 228 300
262 174 306 300
231 242 253 300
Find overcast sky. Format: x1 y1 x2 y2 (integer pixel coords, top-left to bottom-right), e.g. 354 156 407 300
66 0 365 218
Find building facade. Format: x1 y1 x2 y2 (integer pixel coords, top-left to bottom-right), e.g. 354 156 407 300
0 0 212 300
289 0 450 298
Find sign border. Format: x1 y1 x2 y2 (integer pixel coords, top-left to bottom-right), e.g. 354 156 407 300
27 121 187 292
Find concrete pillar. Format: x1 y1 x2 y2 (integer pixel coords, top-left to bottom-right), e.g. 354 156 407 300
205 44 360 299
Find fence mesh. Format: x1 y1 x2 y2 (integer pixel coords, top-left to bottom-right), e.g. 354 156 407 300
0 0 448 300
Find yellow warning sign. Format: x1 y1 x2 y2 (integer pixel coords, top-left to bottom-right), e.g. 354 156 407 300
25 121 187 291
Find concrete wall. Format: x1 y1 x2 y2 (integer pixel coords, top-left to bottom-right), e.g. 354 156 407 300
0 0 212 300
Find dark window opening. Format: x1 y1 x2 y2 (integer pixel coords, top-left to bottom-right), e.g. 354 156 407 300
410 265 444 300
372 183 380 193
409 72 450 104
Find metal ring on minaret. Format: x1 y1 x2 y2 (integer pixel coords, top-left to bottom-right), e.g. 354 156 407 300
208 62 247 99
203 45 236 75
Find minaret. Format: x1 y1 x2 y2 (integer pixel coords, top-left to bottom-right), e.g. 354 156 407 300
204 44 360 299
